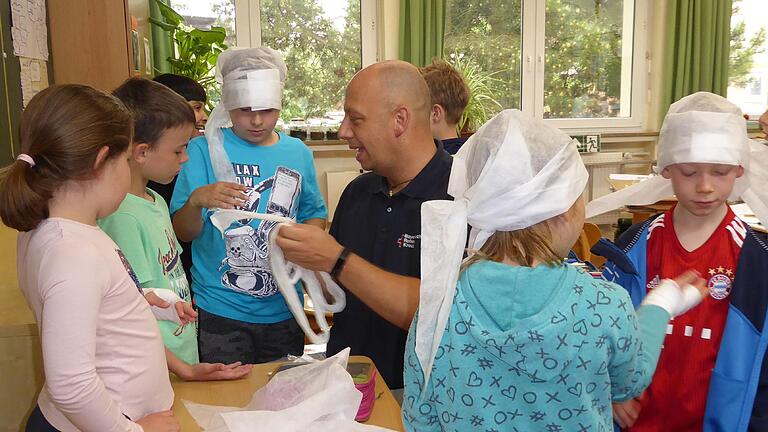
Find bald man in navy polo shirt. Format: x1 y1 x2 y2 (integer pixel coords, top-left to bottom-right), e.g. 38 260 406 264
277 60 453 393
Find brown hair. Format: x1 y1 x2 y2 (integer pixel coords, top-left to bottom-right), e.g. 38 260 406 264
0 85 133 231
420 59 470 125
112 77 194 147
464 220 563 270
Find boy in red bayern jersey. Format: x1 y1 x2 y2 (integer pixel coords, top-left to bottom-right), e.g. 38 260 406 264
586 92 768 432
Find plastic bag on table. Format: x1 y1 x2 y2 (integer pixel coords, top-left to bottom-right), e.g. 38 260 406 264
183 348 395 432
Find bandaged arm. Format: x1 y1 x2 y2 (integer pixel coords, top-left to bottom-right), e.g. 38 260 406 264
609 279 699 401
143 288 184 324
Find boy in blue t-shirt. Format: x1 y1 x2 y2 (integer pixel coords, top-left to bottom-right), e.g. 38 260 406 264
171 47 327 364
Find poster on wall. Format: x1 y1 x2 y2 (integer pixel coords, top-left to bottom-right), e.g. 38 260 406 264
10 0 48 60
20 57 48 107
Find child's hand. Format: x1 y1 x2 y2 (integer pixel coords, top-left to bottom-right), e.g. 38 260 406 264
612 396 642 429
174 301 198 325
143 289 195 325
641 270 707 317
672 270 708 299
135 410 180 432
184 361 253 381
189 182 248 209
144 290 171 309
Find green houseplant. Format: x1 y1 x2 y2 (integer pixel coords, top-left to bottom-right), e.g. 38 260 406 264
448 52 504 134
149 0 228 106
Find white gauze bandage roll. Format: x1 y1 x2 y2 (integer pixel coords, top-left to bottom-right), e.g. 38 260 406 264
143 288 184 324
206 47 288 182
586 92 768 226
416 109 589 386
209 209 346 344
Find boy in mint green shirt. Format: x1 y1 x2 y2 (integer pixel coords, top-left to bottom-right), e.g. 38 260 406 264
103 78 252 382
100 190 197 363
100 77 199 364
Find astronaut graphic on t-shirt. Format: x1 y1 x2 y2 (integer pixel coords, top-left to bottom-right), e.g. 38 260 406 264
219 166 302 297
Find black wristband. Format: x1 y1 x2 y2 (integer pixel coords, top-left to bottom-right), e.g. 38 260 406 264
330 247 350 282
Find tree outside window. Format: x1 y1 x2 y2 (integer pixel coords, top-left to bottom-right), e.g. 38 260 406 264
172 0 362 121
728 0 767 118
444 0 637 124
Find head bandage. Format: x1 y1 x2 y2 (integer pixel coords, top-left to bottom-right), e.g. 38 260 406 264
416 109 589 386
586 92 768 226
207 47 287 182
209 209 346 344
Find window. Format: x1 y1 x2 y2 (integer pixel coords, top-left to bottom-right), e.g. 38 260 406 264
728 0 767 119
444 0 647 131
170 0 237 47
171 0 376 121
235 0 377 120
443 1 523 111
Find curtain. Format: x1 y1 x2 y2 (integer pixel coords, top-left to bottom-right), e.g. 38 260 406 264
399 0 447 67
661 0 732 116
149 0 174 75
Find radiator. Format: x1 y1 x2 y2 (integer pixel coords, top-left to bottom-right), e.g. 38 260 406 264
326 170 362 222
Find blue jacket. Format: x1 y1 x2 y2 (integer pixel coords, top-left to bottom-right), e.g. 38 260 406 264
593 216 768 431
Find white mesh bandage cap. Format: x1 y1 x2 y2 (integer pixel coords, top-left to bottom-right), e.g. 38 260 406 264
586 92 768 226
416 109 589 386
206 47 287 182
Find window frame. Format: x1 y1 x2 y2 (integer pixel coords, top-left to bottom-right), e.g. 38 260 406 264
538 0 648 132
233 0 378 67
456 0 650 133
234 0 648 132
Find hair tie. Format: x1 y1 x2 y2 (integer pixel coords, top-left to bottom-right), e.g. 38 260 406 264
16 153 35 167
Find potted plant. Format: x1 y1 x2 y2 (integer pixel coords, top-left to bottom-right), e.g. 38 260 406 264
448 51 504 135
149 0 228 108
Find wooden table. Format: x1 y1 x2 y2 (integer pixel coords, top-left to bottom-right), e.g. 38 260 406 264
171 355 404 431
626 199 677 223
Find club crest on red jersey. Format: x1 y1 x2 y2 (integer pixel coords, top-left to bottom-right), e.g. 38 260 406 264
707 267 733 300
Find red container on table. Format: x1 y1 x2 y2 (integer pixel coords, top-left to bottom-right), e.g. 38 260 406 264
348 362 376 422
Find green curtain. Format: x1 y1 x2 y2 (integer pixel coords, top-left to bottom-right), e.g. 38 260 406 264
149 0 174 75
661 0 732 117
399 0 447 67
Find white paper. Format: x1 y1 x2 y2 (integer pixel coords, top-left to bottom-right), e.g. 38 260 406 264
10 0 48 60
183 350 394 432
19 57 48 108
29 61 41 82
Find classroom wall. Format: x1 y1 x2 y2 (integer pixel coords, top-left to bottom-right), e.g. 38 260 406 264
0 0 26 166
0 223 43 432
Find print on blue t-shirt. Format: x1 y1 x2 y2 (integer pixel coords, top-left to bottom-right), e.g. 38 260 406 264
219 165 302 297
170 128 327 324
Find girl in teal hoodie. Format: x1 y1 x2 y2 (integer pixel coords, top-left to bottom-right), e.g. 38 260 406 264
403 109 707 432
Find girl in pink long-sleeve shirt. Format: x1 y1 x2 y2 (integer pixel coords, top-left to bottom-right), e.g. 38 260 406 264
0 85 179 432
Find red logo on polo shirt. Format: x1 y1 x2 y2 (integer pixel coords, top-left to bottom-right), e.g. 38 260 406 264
397 233 420 249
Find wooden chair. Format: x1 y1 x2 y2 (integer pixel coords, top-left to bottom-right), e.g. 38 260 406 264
571 222 606 268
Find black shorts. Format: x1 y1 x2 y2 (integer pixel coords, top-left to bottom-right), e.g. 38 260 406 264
25 404 133 431
197 308 304 364
26 405 59 432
